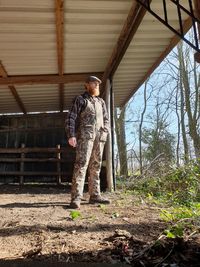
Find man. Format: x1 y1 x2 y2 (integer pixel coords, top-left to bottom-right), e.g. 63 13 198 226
66 75 111 209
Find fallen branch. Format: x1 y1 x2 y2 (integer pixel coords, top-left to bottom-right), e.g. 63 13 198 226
154 241 175 267
22 247 42 258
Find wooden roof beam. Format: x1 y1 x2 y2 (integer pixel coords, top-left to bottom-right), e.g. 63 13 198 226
55 0 64 76
0 73 103 86
194 0 200 62
59 83 64 112
55 0 64 112
101 1 150 89
0 61 26 114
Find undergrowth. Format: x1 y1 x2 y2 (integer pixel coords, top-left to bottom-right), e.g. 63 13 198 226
117 159 200 238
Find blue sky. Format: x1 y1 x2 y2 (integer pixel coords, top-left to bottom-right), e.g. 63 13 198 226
123 39 199 155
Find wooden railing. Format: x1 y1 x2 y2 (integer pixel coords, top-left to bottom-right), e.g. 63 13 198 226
0 144 73 185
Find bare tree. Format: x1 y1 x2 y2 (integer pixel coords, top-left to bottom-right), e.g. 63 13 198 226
177 42 200 158
114 106 128 177
138 79 153 174
179 73 189 162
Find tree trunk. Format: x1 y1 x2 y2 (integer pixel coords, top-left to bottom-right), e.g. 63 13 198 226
177 42 200 158
114 107 128 177
139 81 148 174
179 75 189 162
175 82 181 166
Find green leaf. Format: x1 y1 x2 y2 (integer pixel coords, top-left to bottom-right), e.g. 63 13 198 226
111 212 120 218
165 230 175 238
99 204 107 212
172 225 184 237
70 210 81 220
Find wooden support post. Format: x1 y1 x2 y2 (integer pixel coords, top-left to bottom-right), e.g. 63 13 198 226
105 79 114 191
20 143 25 185
56 144 61 185
194 0 200 62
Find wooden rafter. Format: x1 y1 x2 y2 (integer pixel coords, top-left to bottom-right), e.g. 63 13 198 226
55 0 64 76
101 1 149 89
0 61 26 114
194 0 200 62
55 0 64 112
0 72 103 86
194 0 200 38
59 83 64 111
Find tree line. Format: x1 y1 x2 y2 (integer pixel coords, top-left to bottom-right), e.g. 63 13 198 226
114 38 200 177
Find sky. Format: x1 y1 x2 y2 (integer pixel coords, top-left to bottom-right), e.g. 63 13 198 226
121 37 199 156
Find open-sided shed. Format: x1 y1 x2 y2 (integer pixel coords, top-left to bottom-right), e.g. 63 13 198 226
0 0 199 188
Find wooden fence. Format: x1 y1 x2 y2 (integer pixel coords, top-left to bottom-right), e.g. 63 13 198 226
0 144 73 185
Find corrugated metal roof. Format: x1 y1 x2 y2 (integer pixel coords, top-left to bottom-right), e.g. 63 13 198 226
0 0 193 114
0 85 21 113
64 0 132 73
0 0 56 76
113 0 190 106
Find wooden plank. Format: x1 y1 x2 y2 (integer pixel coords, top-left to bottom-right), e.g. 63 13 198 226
0 127 65 133
59 83 64 112
55 0 65 112
0 172 70 176
0 158 70 162
56 144 61 184
194 0 200 37
194 0 200 62
0 72 103 86
101 1 149 87
8 85 27 114
20 143 25 185
105 79 113 191
55 0 64 76
0 61 26 114
0 111 67 120
0 148 69 153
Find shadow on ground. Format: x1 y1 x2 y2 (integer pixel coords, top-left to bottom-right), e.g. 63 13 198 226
0 236 200 267
0 201 68 209
0 262 128 267
0 184 70 195
0 221 166 237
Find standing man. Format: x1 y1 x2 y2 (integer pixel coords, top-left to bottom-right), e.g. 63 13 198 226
66 75 111 209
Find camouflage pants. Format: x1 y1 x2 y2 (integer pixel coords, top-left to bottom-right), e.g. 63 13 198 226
71 132 106 202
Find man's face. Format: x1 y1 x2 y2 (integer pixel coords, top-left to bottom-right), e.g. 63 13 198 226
85 81 100 96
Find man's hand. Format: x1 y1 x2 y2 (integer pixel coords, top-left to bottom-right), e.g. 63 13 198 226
68 137 77 148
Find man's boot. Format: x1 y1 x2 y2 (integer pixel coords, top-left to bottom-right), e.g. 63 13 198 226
70 199 81 209
89 195 111 204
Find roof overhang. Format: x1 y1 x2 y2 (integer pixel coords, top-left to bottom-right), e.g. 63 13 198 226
0 0 196 114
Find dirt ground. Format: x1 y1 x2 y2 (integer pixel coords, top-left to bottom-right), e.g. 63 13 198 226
0 185 199 266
